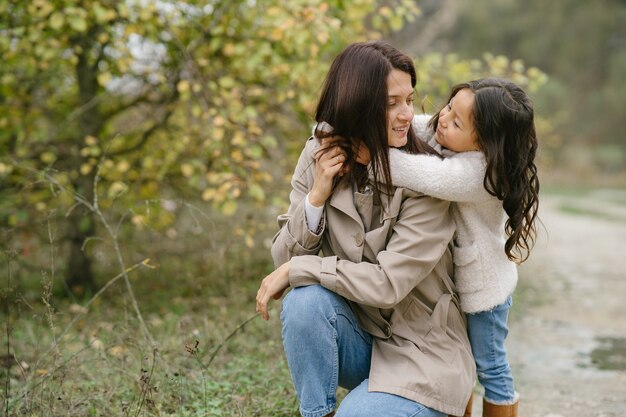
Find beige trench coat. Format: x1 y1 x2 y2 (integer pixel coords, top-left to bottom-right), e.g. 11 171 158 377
271 138 475 416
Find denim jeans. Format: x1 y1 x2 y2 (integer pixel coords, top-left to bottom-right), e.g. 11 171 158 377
281 285 446 417
466 296 517 404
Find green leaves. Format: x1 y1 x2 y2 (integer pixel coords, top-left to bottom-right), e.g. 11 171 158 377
0 0 551 274
415 52 548 114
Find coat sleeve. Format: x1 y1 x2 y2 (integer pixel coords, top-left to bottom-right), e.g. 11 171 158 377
387 147 493 203
288 192 455 309
270 140 325 268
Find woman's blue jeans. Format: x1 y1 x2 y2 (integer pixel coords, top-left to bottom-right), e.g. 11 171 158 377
280 285 446 417
466 296 517 404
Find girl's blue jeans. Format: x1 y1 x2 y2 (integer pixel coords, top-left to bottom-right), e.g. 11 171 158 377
466 296 517 404
280 284 446 417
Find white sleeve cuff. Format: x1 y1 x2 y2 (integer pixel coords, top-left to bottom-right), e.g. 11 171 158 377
305 193 324 233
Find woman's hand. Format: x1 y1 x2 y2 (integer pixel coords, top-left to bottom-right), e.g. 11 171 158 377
256 261 291 320
309 140 346 207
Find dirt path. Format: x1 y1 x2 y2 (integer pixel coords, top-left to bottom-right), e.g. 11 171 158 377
471 190 626 416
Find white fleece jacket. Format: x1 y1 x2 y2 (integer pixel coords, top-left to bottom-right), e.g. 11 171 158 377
387 114 517 313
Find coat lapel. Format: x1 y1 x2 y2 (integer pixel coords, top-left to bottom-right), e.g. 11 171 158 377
329 181 364 229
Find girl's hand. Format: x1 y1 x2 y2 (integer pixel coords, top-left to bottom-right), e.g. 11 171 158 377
309 141 346 207
256 261 291 320
355 143 371 165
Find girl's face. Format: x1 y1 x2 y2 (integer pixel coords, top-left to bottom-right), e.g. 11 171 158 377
386 68 414 148
436 88 479 152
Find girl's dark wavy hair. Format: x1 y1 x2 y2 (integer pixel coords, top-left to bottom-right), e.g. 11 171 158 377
314 40 436 201
430 78 540 263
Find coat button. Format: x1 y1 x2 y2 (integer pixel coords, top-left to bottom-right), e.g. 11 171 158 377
354 233 364 247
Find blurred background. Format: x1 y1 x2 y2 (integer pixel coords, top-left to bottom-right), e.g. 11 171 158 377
1 1 625 415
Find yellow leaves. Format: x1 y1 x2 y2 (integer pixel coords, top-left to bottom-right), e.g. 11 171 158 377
223 43 236 56
97 71 112 87
93 2 117 24
269 27 285 42
116 3 129 19
80 141 101 158
218 76 236 89
40 151 56 164
379 6 392 17
85 135 98 146
49 12 65 30
108 181 128 199
301 7 316 23
65 6 89 33
30 0 53 18
98 32 111 44
80 163 93 176
527 67 549 92
138 3 156 22
221 200 237 216
131 214 145 229
231 131 245 147
310 43 320 58
201 188 215 201
177 80 190 94
180 163 194 178
212 128 225 141
0 162 12 176
316 32 330 44
116 160 130 173
266 6 282 17
109 345 128 357
213 116 226 127
230 149 243 163
248 184 265 202
389 15 404 32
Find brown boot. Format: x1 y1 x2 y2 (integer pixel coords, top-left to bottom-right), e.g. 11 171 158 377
482 397 518 417
448 392 472 417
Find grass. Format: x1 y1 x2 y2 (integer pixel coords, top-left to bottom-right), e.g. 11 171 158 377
2 246 302 416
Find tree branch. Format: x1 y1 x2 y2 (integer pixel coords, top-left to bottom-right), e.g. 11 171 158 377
107 76 181 157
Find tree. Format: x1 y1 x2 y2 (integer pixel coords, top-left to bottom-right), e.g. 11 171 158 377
0 0 422 293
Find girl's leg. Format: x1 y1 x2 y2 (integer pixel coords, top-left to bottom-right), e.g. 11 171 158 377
281 285 372 417
466 296 517 404
335 379 446 417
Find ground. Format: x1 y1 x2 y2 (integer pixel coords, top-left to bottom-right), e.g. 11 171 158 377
470 190 626 417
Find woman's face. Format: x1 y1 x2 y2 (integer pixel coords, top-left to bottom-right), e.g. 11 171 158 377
386 69 414 148
435 88 479 152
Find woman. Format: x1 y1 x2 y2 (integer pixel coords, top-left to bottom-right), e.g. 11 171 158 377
256 41 475 417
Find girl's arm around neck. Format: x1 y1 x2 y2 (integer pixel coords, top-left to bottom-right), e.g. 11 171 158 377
387 147 493 203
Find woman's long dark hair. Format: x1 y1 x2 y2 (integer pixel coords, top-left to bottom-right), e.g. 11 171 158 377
314 41 436 200
430 78 540 263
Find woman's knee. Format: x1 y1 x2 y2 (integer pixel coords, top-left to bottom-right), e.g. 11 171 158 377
281 285 339 329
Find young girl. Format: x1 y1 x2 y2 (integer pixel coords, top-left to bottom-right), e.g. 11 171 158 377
381 78 540 417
